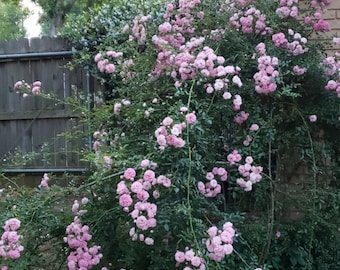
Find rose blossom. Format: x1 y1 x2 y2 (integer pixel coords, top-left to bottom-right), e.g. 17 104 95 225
185 112 197 124
309 114 317 122
119 194 133 207
124 168 136 180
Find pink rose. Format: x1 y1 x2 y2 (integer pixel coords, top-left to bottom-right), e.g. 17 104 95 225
94 53 102 62
33 80 41 87
162 116 173 126
143 170 155 182
4 218 21 231
140 159 150 167
119 194 133 207
14 81 23 89
135 216 149 230
309 115 317 122
175 251 185 263
250 124 259 131
124 168 136 180
185 112 197 124
32 86 40 95
144 237 154 245
105 63 116 73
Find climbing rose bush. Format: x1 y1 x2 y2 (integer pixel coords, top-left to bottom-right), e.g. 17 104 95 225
59 0 339 268
2 0 340 269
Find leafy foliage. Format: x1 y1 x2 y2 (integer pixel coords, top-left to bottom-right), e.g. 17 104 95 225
0 1 28 40
32 0 109 36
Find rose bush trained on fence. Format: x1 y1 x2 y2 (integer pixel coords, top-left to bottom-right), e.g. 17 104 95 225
1 0 340 269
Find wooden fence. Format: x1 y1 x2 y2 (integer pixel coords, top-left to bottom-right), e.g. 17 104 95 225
0 37 93 172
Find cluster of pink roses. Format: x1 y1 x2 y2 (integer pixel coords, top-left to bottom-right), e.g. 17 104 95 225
31 81 42 95
151 0 244 90
163 0 200 38
275 0 331 32
234 111 249 124
94 51 123 74
293 65 308 75
153 36 237 89
203 66 241 94
64 217 103 270
205 222 235 262
229 5 272 35
276 0 299 19
196 48 241 92
310 0 332 12
154 110 197 151
227 150 242 166
151 0 201 83
288 31 308 55
304 11 330 32
117 160 171 244
130 201 157 229
226 150 263 191
236 156 263 191
272 29 309 56
64 200 103 270
253 43 279 94
175 248 205 270
14 80 42 96
129 14 152 44
197 167 228 197
128 201 157 240
155 116 186 150
321 39 340 97
0 218 24 260
313 18 331 32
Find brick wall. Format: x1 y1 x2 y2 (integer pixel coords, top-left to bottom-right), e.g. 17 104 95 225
323 1 340 54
